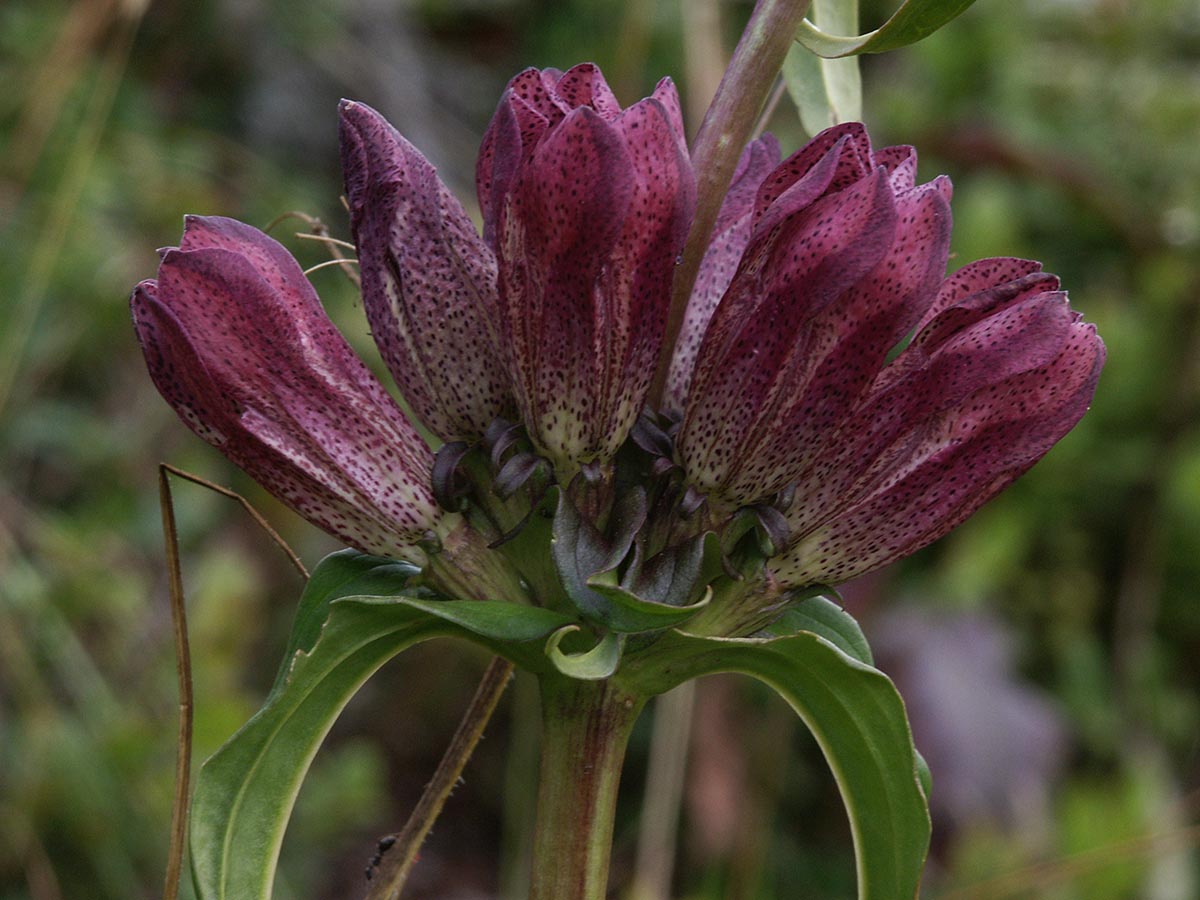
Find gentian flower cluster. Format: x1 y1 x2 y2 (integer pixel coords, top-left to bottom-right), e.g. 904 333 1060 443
133 63 1103 637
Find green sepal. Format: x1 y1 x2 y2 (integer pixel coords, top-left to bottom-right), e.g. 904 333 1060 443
551 484 645 626
796 0 981 58
189 550 576 900
620 529 711 609
552 485 714 633
620 624 930 900
584 578 711 632
577 528 714 633
760 587 872 665
545 626 624 680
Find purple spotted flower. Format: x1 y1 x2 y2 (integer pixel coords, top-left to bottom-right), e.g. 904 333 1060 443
133 62 1102 632
341 63 694 471
665 123 1103 593
131 216 441 565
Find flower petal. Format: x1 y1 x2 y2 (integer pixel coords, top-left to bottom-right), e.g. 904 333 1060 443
132 219 440 563
591 92 695 456
340 101 511 443
915 257 1045 334
553 62 622 120
664 134 781 413
716 178 953 504
752 122 873 230
509 67 571 121
497 107 635 465
496 94 692 468
787 282 1083 541
873 144 918 191
775 316 1104 586
476 91 553 245
875 267 1063 395
175 215 306 283
679 162 899 500
649 76 689 159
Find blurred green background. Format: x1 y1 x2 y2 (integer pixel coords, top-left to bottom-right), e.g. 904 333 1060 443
2 0 1198 897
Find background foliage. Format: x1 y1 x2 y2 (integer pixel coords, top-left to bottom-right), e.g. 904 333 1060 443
1 0 1198 897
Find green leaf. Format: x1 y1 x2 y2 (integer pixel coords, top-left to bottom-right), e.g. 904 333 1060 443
189 551 575 900
762 589 872 665
783 0 862 136
359 595 575 643
796 0 981 58
265 550 419 699
623 628 929 899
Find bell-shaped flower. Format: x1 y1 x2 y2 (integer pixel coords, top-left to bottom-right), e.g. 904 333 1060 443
773 259 1104 586
131 216 441 565
345 63 695 473
489 64 700 472
677 124 955 505
487 66 694 470
340 101 513 443
669 123 1103 589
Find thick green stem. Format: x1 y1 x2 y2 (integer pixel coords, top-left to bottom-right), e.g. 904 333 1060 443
529 676 647 900
650 0 813 406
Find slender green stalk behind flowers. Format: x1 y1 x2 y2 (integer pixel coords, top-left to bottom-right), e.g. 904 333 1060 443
132 62 1104 632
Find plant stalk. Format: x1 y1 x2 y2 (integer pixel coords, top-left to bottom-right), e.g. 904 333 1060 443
366 656 515 900
629 681 696 900
158 466 192 900
650 0 813 406
528 676 647 900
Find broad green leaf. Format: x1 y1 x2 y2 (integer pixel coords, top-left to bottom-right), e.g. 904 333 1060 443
783 0 862 136
796 0 981 58
362 595 575 643
622 628 929 899
189 551 575 900
264 550 418 699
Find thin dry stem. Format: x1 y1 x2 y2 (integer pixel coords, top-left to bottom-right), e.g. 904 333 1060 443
295 232 358 251
157 464 311 899
157 466 192 900
365 657 515 900
159 463 308 579
751 77 787 141
304 257 360 276
264 210 362 289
